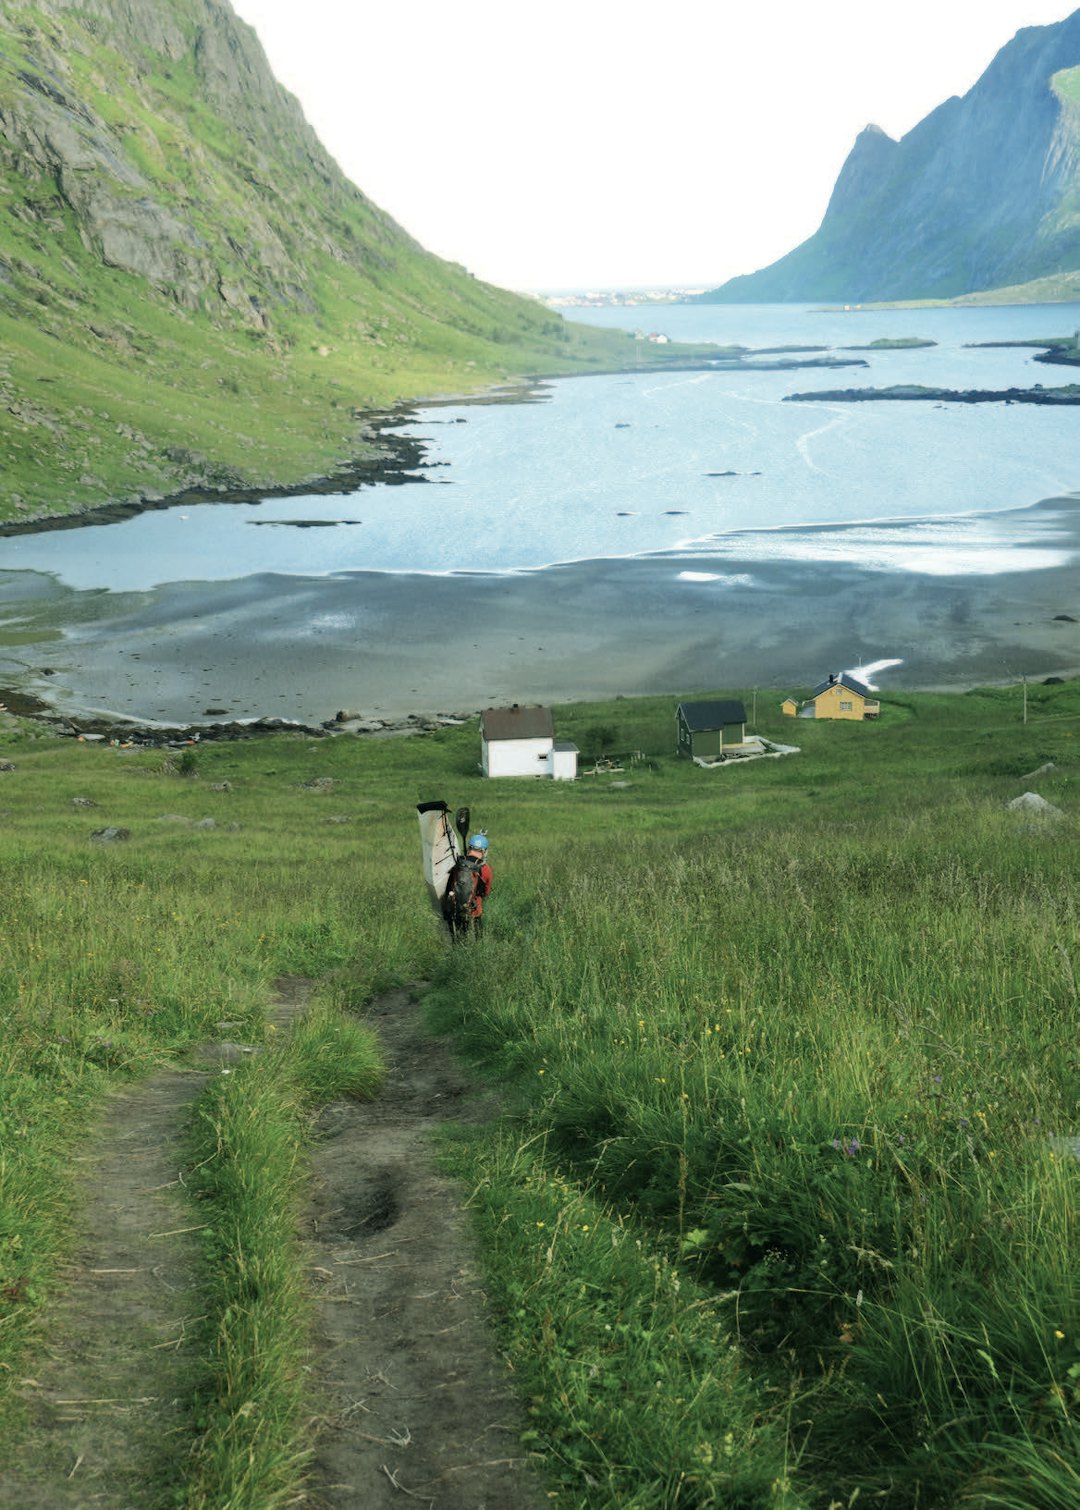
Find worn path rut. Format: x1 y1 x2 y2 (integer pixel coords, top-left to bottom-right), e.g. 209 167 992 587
0 980 546 1508
302 985 547 1510
0 1066 210 1507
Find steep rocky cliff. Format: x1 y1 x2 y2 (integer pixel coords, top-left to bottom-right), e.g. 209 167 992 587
0 0 649 516
701 10 1080 304
1 0 419 319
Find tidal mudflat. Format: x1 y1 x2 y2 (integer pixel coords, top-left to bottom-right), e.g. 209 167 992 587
2 499 1078 727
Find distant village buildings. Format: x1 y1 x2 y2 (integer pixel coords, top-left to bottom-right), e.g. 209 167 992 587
542 289 705 309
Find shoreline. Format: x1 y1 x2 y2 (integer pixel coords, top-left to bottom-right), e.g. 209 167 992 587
0 405 437 541
0 361 714 539
2 359 1078 739
2 527 1077 741
0 340 896 541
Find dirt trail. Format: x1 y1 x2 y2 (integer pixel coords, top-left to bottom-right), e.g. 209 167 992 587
0 979 544 1508
302 986 546 1510
0 1067 210 1507
0 979 311 1508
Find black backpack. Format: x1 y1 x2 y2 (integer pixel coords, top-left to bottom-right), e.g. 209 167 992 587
444 855 481 924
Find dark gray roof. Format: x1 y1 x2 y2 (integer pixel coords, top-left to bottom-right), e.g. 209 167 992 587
810 673 873 699
481 705 555 741
677 699 747 730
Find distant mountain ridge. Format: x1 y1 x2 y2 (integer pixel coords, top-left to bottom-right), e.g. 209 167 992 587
700 10 1080 304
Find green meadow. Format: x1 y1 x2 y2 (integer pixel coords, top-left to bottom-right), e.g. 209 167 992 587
0 681 1077 1507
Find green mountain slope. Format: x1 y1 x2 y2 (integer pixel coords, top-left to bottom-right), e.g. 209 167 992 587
699 11 1080 305
0 0 682 520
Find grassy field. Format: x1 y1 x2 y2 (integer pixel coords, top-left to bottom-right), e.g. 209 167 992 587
0 681 1077 1506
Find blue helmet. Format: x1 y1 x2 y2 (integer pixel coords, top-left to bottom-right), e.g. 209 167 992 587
468 833 489 852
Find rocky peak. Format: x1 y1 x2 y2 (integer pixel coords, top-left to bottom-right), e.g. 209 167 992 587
702 7 1080 302
822 123 899 222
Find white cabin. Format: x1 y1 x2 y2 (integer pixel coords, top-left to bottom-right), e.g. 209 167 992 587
481 705 578 779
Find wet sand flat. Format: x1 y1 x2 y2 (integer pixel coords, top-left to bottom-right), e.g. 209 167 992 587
4 505 1079 725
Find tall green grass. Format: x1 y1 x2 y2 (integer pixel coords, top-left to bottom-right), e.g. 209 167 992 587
424 684 1080 1506
0 682 1077 1504
428 817 1078 1503
184 997 382 1509
0 727 442 1433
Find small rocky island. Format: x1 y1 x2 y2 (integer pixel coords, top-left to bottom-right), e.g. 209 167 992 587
840 337 937 351
713 353 868 373
964 337 1080 369
783 383 1080 406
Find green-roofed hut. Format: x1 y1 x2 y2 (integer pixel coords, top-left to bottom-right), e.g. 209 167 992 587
676 699 749 761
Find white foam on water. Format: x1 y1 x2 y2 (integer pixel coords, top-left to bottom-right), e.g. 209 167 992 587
677 571 755 586
845 658 904 688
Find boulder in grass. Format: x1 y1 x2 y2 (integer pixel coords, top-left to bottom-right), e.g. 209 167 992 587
91 826 130 843
0 761 15 773
1006 792 1063 818
71 796 99 808
1019 762 1056 781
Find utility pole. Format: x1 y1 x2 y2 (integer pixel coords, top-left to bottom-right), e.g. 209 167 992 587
752 687 757 728
1023 675 1028 725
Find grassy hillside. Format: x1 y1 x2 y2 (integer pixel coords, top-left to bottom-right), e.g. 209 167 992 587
0 0 714 522
0 681 1077 1506
843 275 1080 310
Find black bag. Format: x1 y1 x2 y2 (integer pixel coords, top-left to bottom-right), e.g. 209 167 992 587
443 855 481 926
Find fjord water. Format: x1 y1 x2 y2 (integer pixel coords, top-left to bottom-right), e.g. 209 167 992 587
5 302 1080 591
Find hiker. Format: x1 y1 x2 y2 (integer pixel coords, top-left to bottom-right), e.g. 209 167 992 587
443 832 492 938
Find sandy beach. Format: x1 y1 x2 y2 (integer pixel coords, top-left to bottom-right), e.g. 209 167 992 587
2 493 1078 728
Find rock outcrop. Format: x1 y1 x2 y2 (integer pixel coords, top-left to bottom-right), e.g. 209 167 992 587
0 0 415 320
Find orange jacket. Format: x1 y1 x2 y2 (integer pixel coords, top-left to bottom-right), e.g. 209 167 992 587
470 860 493 916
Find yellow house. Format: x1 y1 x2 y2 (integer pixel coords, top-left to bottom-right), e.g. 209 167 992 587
804 672 880 720
782 674 881 719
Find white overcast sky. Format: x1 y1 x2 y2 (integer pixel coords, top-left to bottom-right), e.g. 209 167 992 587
230 0 1078 292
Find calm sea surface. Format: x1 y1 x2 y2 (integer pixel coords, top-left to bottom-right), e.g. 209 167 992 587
5 302 1080 591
